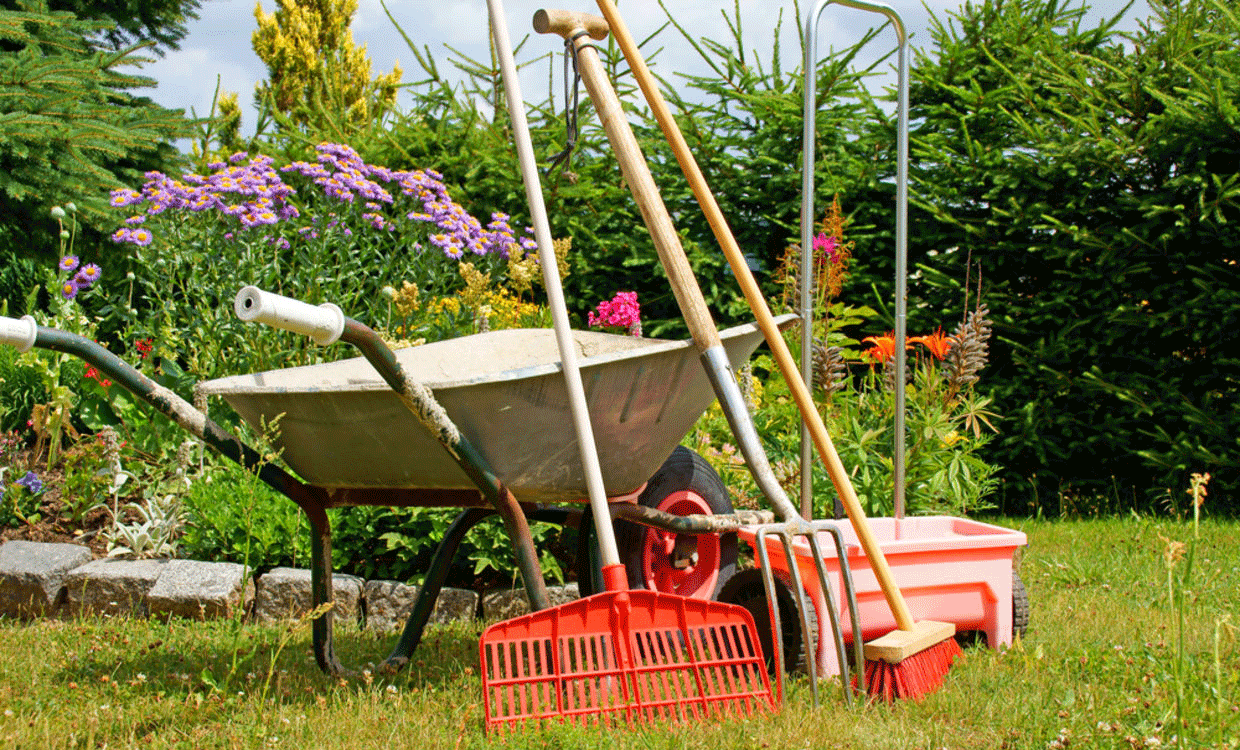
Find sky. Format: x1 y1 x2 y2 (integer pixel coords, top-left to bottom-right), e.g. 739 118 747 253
136 0 1153 145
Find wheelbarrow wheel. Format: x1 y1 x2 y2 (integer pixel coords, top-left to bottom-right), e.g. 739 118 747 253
579 446 737 600
716 567 817 676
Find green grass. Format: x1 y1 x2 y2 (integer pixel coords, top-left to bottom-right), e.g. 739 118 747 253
1 516 1236 749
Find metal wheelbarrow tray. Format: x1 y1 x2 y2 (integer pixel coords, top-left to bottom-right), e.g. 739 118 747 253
198 318 790 503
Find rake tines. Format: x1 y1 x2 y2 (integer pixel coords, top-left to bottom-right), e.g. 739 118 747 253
480 591 773 730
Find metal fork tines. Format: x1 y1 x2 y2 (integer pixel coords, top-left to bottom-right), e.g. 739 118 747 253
749 518 865 706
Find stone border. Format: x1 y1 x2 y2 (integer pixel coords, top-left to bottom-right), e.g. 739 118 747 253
0 540 578 631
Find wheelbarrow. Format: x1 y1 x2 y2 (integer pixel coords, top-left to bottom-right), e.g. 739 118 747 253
0 306 786 676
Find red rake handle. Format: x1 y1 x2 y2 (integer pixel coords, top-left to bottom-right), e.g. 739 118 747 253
591 0 916 632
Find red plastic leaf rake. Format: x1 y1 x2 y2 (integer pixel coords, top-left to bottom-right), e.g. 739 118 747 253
479 1 772 730
480 580 773 729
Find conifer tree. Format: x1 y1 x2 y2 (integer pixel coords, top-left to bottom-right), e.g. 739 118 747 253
252 0 402 133
27 0 203 54
0 1 192 255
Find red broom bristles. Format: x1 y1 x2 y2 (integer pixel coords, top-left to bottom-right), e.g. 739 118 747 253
863 638 962 703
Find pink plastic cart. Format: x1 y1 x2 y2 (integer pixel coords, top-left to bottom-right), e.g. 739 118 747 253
741 516 1027 676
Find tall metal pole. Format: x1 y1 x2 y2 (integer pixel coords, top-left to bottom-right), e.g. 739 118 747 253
801 0 909 520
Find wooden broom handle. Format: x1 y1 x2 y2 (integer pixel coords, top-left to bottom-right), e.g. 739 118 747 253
534 9 722 354
591 0 916 632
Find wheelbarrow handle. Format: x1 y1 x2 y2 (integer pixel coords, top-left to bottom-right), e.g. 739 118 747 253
234 286 345 346
0 315 38 353
234 284 553 613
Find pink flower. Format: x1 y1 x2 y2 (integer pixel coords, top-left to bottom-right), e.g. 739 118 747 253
812 232 839 264
588 292 642 336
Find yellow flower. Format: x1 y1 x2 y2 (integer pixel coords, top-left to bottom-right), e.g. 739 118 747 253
393 281 420 317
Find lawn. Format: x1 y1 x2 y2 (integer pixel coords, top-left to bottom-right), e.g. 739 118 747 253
1 516 1236 749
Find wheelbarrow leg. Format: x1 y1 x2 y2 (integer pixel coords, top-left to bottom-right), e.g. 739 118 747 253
305 503 347 676
379 503 573 672
490 486 552 613
380 507 492 672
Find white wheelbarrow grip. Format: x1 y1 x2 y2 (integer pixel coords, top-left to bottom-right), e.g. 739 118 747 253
0 315 38 353
234 286 345 346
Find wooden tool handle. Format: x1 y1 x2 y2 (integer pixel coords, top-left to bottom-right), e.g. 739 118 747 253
532 9 609 40
592 0 916 632
534 10 721 353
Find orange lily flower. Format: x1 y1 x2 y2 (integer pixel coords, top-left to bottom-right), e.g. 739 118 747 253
862 332 897 363
909 327 953 360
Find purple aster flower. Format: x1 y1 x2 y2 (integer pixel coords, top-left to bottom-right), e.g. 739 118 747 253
111 227 132 243
76 263 102 286
109 188 143 208
228 151 248 164
15 471 42 494
60 279 79 300
130 228 154 246
124 214 146 226
58 255 80 273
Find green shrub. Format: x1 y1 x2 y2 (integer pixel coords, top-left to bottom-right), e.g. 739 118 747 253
179 456 309 572
908 0 1239 511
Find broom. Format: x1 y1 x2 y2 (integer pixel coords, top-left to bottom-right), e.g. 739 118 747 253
590 0 961 700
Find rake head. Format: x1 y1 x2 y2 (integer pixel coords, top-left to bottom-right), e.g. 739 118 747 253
479 589 773 730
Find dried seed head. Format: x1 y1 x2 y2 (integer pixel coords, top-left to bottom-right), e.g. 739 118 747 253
812 340 847 395
942 304 992 393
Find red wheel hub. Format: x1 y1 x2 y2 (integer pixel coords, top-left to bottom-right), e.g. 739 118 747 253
640 490 720 599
